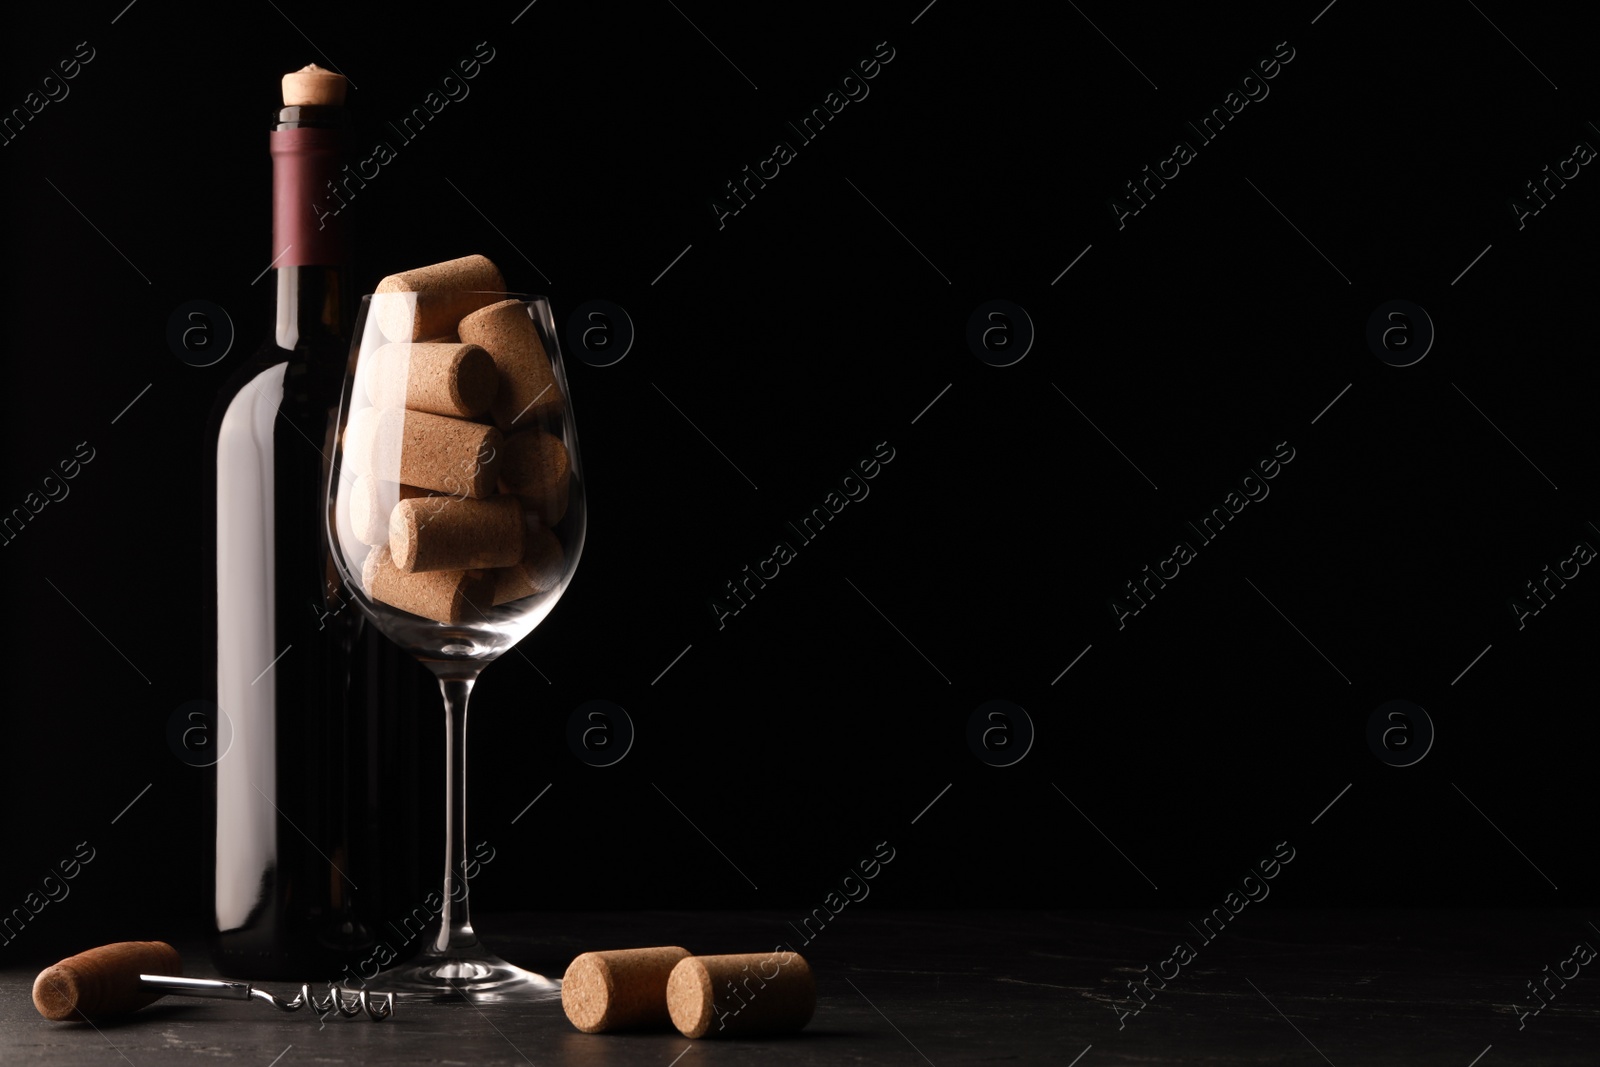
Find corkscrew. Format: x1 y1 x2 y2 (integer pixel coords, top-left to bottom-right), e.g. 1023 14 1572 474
137 975 395 1020
33 941 395 1023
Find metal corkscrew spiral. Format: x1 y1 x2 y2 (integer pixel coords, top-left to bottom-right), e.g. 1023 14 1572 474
250 982 395 1020
139 975 396 1021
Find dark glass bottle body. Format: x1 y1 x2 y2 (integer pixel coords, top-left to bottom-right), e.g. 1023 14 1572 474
206 103 430 981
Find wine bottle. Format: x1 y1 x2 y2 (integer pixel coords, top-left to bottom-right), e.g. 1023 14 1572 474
206 64 431 980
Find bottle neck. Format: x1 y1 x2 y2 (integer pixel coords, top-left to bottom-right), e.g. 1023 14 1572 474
270 104 349 351
275 266 345 351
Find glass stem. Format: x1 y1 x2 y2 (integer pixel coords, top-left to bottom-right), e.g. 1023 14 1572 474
435 675 479 955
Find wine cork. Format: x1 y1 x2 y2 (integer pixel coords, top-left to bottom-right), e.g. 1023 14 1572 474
375 255 507 342
391 495 523 573
362 544 492 624
667 952 815 1039
350 476 428 546
492 525 565 605
282 63 346 107
374 409 502 499
343 405 386 478
562 946 691 1033
500 428 570 526
458 299 563 430
366 342 499 418
33 941 182 1021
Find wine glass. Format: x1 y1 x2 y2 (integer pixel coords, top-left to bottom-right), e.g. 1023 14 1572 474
326 291 585 1000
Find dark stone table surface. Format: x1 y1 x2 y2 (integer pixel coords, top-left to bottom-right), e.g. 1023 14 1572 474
2 910 1595 1065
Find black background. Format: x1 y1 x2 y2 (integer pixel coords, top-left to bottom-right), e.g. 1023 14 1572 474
2 0 1596 963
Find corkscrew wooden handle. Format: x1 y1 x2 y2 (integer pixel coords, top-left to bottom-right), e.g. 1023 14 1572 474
32 941 183 1020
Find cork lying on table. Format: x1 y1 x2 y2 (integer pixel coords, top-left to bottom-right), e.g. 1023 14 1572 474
390 495 523 573
500 428 570 526
362 544 492 625
562 947 691 1034
375 254 507 342
366 342 499 418
666 952 815 1039
492 525 565 605
374 409 502 498
458 299 563 430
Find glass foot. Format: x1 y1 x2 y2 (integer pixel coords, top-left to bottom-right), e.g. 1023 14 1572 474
381 949 561 1003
